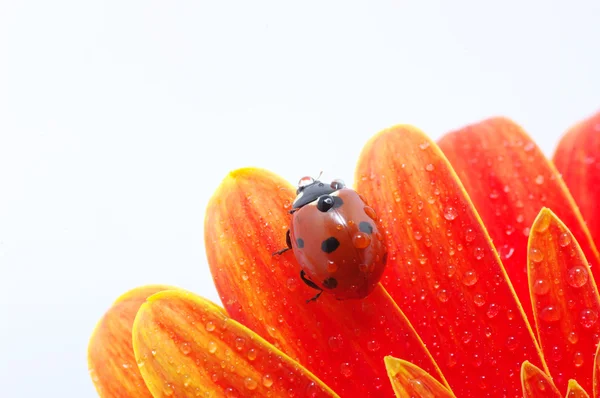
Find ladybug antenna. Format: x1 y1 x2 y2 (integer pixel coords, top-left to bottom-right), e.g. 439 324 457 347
315 170 323 181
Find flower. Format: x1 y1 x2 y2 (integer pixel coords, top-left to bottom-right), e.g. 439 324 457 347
88 112 600 398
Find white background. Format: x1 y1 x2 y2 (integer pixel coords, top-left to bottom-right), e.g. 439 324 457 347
1 1 599 396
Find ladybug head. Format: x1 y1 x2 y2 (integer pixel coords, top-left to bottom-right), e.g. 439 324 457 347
292 175 346 209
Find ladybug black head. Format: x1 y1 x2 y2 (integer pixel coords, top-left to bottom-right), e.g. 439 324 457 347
292 176 346 209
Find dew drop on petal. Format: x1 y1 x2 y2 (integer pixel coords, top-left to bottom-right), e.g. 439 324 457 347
465 228 476 242
540 306 561 323
367 340 380 352
568 331 579 344
487 303 499 319
437 289 449 302
163 384 175 396
206 321 216 332
580 308 598 328
179 342 192 355
340 362 352 378
443 206 458 221
474 247 485 260
262 374 274 388
532 279 550 295
244 377 258 390
425 164 435 172
247 348 257 360
535 175 545 185
567 266 589 288
408 378 435 398
559 232 572 247
529 248 544 263
473 294 486 307
573 351 584 367
207 341 220 355
287 277 298 291
462 270 478 286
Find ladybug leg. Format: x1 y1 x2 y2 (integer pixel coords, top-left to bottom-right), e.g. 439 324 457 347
300 270 323 303
273 229 292 256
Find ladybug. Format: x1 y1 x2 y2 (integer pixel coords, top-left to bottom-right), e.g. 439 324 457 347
274 175 388 303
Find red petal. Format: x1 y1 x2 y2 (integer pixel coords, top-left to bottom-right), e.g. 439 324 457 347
521 360 562 397
132 290 339 397
593 334 600 397
204 168 447 397
355 125 545 397
553 111 600 245
438 117 600 325
528 208 600 393
384 357 455 398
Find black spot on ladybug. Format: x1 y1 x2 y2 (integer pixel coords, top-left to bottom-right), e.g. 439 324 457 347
359 221 373 234
333 196 344 208
321 237 340 253
323 277 338 289
317 195 335 212
296 238 304 248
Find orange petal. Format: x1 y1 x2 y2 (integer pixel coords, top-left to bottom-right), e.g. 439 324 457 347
553 111 600 245
132 290 339 398
355 125 545 397
528 208 600 393
567 380 591 398
88 285 173 397
438 117 600 325
521 360 562 397
384 356 455 398
204 167 448 397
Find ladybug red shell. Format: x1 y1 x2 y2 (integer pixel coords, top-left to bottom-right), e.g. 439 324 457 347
274 176 387 302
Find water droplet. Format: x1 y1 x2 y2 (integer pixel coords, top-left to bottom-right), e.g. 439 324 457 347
244 377 258 390
151 349 157 357
506 336 518 351
444 206 458 221
247 348 257 360
489 189 500 199
446 265 456 278
163 383 174 396
462 270 478 286
352 232 371 249
207 341 218 354
437 289 449 302
465 228 476 242
529 248 544 263
262 374 274 388
580 308 598 328
550 346 562 362
535 175 545 185
559 232 572 247
573 351 584 367
224 387 238 398
367 340 380 352
206 321 216 332
179 342 192 355
568 331 579 344
419 142 430 150
540 306 561 322
340 362 352 378
474 247 485 260
487 303 499 318
532 279 550 295
474 294 486 307
462 331 473 344
232 337 245 352
425 164 435 172
287 277 298 291
568 266 589 288
328 336 342 352
327 260 338 273
524 142 535 152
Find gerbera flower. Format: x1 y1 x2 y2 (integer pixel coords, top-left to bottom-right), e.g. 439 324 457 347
88 112 600 397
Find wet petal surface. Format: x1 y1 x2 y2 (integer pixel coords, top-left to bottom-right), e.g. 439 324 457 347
528 209 600 393
521 361 561 397
593 337 600 397
355 125 545 397
132 290 338 398
438 117 600 324
384 356 455 398
204 168 446 397
553 111 600 245
88 285 172 397
567 380 591 398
